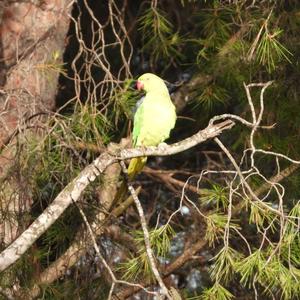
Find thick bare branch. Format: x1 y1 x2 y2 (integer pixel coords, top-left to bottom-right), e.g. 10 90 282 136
0 119 234 272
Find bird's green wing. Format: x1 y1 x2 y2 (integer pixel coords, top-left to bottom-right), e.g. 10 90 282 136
132 99 144 147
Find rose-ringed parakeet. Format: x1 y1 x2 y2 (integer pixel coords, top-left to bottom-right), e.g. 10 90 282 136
127 73 177 179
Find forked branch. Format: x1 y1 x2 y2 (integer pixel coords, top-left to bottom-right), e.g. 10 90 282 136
0 119 234 272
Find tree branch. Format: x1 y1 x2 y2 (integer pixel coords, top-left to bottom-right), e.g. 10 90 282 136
0 119 234 272
120 161 172 299
114 163 299 299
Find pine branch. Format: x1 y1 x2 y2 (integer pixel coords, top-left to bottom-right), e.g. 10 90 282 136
0 119 234 273
114 163 299 299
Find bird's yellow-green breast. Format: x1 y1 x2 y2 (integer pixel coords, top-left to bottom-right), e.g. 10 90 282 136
132 73 176 147
127 73 176 179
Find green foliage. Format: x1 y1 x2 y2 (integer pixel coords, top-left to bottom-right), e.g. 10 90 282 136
210 247 241 284
255 28 292 73
286 201 300 234
112 79 140 121
258 256 300 299
69 102 112 146
235 249 265 288
195 3 233 56
11 97 114 291
248 201 278 231
139 7 184 63
25 101 111 202
42 207 80 252
200 282 233 300
120 252 152 281
200 183 229 209
281 233 300 264
149 223 176 257
36 50 67 79
236 247 300 299
204 213 239 246
6 1 300 298
118 224 175 280
193 84 229 111
281 203 300 265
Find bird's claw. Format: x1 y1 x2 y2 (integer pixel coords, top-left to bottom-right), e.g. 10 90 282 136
157 142 168 150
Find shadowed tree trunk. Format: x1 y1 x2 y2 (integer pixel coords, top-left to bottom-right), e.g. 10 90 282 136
0 0 72 245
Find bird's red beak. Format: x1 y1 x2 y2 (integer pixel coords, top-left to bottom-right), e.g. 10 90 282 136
136 80 144 91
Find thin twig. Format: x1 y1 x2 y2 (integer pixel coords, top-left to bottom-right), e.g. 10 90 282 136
74 199 158 298
0 119 234 273
119 161 172 300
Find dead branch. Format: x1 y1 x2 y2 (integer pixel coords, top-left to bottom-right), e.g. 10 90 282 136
144 166 201 194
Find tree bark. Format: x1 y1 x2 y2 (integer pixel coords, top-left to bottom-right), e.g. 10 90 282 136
0 119 234 273
0 0 73 245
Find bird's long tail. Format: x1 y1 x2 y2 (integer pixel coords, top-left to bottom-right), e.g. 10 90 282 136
127 157 147 180
113 157 147 205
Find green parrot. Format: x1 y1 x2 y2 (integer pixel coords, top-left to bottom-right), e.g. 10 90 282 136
127 73 177 179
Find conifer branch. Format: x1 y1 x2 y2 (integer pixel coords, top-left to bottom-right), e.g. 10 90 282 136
114 162 299 299
0 119 234 272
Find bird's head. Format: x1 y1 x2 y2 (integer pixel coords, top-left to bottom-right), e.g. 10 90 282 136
136 73 168 93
